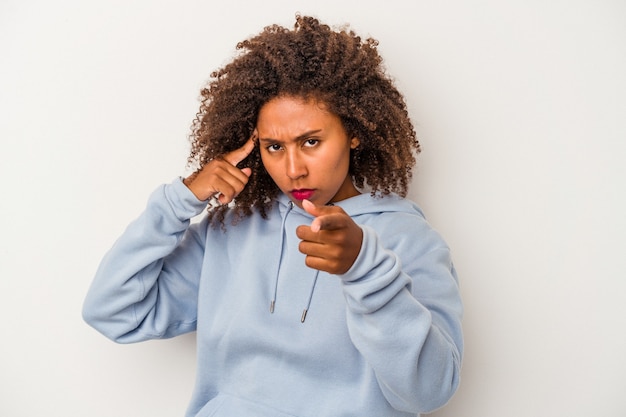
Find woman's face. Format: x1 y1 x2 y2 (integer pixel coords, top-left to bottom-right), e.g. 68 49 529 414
256 95 360 208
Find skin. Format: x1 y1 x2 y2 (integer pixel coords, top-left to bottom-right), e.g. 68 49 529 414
256 96 360 208
184 95 363 275
183 138 255 204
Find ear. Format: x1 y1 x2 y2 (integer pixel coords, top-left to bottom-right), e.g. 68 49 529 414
350 137 360 149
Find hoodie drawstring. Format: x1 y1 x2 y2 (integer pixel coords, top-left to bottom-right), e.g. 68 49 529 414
301 270 320 323
270 200 320 323
270 201 292 314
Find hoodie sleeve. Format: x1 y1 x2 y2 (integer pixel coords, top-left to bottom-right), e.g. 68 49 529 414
82 178 209 343
339 219 463 414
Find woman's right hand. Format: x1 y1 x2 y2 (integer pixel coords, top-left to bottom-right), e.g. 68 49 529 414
184 132 256 204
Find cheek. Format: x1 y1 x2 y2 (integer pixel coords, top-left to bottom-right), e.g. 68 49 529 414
260 154 281 182
259 152 272 172
330 146 352 170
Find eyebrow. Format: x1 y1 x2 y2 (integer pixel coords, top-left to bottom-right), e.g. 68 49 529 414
258 129 323 144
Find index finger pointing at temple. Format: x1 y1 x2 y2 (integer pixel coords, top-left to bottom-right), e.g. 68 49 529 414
223 132 257 167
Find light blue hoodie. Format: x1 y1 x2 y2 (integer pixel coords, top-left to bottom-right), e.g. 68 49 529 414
82 178 463 417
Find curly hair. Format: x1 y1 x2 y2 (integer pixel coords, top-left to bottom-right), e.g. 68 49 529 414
188 14 420 225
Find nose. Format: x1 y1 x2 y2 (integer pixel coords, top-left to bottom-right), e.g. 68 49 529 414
286 150 307 180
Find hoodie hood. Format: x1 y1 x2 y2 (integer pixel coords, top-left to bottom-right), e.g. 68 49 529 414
276 191 425 218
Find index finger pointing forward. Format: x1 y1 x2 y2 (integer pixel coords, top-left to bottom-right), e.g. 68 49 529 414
223 131 257 167
302 199 342 232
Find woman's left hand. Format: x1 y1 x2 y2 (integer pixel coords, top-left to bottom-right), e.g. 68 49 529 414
296 199 363 275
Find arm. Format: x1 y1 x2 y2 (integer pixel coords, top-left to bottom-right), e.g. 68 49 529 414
296 201 462 413
83 136 256 343
340 225 463 414
82 179 209 343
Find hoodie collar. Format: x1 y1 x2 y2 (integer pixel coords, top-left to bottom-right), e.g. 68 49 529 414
276 191 424 218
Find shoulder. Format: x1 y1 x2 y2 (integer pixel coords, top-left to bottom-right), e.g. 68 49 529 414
345 193 450 253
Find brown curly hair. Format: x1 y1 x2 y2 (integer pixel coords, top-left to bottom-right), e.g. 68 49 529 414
189 15 420 225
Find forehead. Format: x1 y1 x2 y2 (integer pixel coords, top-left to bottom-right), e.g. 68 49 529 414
256 96 341 137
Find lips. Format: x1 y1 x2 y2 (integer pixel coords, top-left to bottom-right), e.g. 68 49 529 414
291 189 315 200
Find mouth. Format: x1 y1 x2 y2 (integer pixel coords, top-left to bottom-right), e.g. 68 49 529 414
290 189 315 200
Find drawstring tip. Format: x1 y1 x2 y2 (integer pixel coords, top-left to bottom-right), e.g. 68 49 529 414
300 309 308 323
270 300 275 314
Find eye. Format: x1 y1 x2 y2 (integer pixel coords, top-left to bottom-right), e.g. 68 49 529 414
266 143 282 153
303 139 319 147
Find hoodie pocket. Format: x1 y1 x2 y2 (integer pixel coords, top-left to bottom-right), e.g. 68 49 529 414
195 392 299 417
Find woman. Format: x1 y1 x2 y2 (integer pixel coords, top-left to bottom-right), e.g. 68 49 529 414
83 15 463 417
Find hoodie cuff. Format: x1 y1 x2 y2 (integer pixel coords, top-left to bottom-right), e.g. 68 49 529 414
158 177 208 222
339 225 411 314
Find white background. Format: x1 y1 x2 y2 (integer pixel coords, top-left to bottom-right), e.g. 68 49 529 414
1 0 625 416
